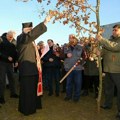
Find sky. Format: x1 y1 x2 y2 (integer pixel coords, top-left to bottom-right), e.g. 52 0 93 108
0 0 120 45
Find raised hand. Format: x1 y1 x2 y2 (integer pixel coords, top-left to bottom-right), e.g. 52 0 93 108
44 14 52 25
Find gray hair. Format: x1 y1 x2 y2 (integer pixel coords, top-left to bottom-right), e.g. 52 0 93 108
7 30 16 38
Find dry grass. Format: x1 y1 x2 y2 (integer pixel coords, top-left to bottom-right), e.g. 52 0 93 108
0 87 117 120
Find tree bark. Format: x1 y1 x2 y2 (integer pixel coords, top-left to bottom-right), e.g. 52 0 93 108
96 0 103 113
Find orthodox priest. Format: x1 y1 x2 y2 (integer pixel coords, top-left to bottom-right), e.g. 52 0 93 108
17 15 51 115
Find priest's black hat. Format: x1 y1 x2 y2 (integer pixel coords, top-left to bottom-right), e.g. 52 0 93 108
22 22 33 28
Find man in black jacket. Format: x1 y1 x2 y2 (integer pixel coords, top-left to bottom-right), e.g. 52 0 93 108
0 31 18 104
41 39 62 96
17 15 51 115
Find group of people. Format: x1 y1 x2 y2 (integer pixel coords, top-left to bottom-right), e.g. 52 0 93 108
0 14 120 119
0 15 51 115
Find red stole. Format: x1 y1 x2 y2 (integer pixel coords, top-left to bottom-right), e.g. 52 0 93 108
32 42 43 96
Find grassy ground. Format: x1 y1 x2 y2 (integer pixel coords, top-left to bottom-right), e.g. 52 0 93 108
0 87 118 120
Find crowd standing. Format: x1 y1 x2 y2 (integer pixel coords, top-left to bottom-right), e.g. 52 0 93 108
0 20 120 119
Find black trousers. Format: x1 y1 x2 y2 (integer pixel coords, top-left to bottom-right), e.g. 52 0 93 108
0 61 16 98
83 75 99 93
104 72 120 112
18 75 42 115
45 67 60 95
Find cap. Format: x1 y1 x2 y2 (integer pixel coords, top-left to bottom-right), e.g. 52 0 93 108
22 22 33 28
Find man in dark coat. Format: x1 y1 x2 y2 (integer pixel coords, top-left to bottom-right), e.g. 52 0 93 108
17 15 51 116
0 31 18 104
41 39 62 96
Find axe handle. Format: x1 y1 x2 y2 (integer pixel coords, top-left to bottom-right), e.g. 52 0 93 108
60 65 76 83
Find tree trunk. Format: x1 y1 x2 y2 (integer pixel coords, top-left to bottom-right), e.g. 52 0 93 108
96 0 103 113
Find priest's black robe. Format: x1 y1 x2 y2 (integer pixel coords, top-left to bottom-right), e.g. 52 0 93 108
17 22 47 115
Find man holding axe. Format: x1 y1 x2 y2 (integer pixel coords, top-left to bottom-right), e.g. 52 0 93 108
62 34 83 102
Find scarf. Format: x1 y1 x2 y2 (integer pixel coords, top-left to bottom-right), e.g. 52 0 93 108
32 42 43 96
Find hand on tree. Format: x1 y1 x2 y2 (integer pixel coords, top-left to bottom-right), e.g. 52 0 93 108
96 28 104 41
96 33 103 41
